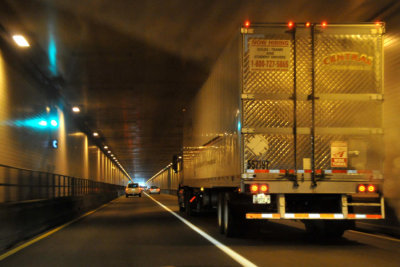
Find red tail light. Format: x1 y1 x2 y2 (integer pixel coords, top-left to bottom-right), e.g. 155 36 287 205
288 21 294 29
260 184 268 193
367 185 376 193
358 184 366 193
250 184 258 193
321 21 328 28
358 184 378 193
305 22 311 28
244 20 251 28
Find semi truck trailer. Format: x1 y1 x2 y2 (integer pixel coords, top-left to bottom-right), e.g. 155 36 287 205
149 22 385 238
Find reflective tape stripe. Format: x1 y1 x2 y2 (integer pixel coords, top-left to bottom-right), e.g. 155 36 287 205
334 214 345 219
262 213 280 219
347 214 382 219
246 213 381 220
246 213 280 219
248 169 377 174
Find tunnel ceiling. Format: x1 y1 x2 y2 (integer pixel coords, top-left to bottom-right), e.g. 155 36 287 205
0 0 396 180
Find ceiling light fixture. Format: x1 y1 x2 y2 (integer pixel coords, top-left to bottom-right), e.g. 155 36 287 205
93 132 99 137
12 35 30 47
72 106 80 113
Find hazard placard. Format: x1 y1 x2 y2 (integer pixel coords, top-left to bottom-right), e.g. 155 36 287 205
331 141 348 168
248 39 290 72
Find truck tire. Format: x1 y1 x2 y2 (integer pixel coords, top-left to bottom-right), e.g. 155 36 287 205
217 192 225 234
178 188 185 212
223 192 240 237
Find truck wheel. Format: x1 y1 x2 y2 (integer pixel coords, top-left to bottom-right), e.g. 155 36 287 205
223 192 240 237
217 192 225 234
178 188 185 212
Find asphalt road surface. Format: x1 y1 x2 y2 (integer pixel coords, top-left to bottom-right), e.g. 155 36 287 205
1 193 399 267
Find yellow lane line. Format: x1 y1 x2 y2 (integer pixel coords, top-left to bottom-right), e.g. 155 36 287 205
0 199 115 261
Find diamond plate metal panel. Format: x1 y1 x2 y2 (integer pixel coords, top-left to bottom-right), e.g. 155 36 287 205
296 30 312 96
313 25 384 172
242 27 296 170
315 33 383 94
243 34 294 94
295 29 313 162
243 100 293 128
244 134 294 170
316 101 381 128
241 24 384 174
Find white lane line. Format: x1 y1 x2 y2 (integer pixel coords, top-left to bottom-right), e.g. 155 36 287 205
0 199 115 261
145 193 258 267
348 230 400 243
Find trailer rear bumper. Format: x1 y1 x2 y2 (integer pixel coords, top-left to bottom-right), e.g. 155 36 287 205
245 213 383 219
244 194 385 220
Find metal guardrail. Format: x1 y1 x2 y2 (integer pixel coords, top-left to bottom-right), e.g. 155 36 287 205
0 164 124 203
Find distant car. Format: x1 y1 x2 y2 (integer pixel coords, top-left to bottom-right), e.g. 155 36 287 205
125 183 142 197
148 186 161 194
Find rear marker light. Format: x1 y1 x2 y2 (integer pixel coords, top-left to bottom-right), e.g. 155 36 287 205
305 22 311 28
358 185 366 192
250 184 258 193
260 184 268 193
244 20 251 28
321 21 327 28
367 185 376 193
288 21 294 29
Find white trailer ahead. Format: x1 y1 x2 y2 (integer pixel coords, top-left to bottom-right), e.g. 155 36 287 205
152 22 385 238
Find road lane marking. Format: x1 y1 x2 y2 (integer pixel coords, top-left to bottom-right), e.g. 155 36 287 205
348 230 400 243
0 200 114 261
145 193 258 267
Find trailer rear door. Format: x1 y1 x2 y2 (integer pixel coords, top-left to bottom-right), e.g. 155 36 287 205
241 23 384 184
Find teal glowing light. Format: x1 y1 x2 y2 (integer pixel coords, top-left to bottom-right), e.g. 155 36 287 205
237 121 241 131
50 120 58 127
48 34 57 75
39 120 48 127
14 117 59 130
